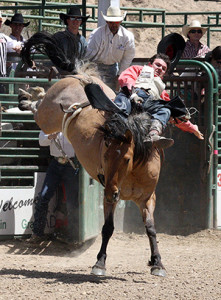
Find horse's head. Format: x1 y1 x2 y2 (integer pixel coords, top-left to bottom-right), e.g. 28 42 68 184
103 129 134 203
99 112 153 203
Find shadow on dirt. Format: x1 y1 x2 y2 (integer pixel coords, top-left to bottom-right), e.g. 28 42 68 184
0 237 97 257
0 268 127 284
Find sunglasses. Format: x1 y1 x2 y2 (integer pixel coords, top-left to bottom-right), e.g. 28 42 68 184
189 29 203 34
69 17 82 21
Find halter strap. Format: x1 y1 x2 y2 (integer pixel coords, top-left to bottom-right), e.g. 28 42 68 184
62 101 90 143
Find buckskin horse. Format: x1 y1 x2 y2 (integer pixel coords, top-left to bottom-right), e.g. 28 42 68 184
19 32 168 277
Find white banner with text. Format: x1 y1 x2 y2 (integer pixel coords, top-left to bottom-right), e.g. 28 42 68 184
0 173 57 235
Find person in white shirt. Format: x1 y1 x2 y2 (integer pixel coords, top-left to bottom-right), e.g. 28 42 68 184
85 6 135 91
0 11 22 92
5 13 29 43
4 13 29 74
29 131 79 244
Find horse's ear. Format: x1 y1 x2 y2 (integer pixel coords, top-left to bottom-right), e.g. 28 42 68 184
125 129 133 143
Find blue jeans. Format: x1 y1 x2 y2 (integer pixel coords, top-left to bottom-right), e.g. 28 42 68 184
33 158 79 240
114 88 171 128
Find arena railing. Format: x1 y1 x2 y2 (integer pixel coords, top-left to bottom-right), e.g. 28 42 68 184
0 1 166 37
1 1 221 45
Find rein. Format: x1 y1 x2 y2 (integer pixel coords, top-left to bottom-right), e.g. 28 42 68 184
61 74 93 142
61 101 90 143
53 137 77 170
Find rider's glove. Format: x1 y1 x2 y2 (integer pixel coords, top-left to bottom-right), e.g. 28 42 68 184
130 93 144 104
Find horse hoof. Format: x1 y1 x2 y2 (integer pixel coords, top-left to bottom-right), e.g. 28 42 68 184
151 266 166 277
91 266 106 276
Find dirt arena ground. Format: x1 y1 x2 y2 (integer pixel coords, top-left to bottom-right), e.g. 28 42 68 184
0 229 220 300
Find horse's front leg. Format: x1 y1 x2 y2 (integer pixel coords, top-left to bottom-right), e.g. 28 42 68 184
91 200 117 276
142 192 166 277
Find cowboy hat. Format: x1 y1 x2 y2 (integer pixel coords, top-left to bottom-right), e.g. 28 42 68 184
4 13 30 27
157 33 186 73
60 6 90 25
182 20 207 38
101 6 127 22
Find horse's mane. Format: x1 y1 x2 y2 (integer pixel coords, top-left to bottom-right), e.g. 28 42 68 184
99 112 153 165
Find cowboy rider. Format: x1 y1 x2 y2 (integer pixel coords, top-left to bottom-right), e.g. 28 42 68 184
113 53 204 148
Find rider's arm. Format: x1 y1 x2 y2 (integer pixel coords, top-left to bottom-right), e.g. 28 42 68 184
118 65 143 91
174 121 204 140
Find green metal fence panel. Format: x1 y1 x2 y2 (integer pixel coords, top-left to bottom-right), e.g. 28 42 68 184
158 60 218 231
79 166 103 242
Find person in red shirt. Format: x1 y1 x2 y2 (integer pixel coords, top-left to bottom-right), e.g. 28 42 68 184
114 53 204 148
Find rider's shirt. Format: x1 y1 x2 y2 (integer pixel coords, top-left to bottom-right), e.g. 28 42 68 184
118 64 199 135
134 65 165 99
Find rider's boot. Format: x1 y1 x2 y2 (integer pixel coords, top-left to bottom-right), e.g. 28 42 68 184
146 119 174 149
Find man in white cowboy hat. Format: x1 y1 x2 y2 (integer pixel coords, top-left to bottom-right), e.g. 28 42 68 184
53 5 89 62
0 11 22 91
85 6 135 91
181 20 210 58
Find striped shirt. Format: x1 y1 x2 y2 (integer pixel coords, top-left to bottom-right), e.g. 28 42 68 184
0 33 20 76
181 40 210 59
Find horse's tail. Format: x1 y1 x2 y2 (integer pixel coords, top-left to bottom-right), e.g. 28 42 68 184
21 31 77 73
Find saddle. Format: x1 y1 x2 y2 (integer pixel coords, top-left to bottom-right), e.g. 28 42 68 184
84 82 190 122
84 83 128 117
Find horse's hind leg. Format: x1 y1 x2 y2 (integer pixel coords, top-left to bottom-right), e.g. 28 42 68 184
91 201 117 276
142 193 166 277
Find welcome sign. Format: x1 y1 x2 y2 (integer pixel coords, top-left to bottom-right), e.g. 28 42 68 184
0 173 57 236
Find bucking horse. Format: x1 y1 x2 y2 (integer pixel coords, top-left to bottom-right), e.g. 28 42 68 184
18 32 174 277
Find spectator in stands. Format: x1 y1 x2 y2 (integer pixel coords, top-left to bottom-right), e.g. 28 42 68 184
85 6 135 91
4 13 30 74
19 6 89 77
181 20 210 58
28 131 79 244
53 5 89 62
5 13 29 43
0 11 22 92
205 46 221 82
